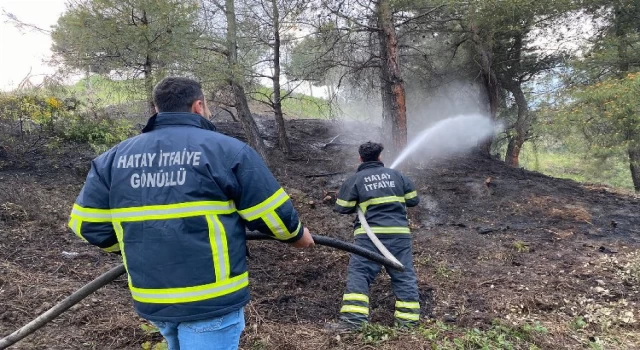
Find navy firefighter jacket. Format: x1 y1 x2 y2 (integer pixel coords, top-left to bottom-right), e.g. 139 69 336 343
68 112 304 322
334 161 419 237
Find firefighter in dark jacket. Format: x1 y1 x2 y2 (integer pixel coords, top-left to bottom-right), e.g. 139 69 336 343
333 141 420 329
68 77 314 350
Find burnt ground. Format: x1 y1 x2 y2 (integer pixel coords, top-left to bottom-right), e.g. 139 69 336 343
1 117 639 349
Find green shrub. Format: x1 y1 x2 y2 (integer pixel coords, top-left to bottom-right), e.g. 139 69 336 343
0 93 75 134
62 114 134 152
0 91 134 160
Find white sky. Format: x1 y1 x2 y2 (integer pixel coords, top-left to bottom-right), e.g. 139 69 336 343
0 0 67 91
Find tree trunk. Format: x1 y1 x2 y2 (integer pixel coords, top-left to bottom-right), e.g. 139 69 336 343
271 0 291 154
628 135 640 192
225 0 269 161
141 10 155 116
505 134 525 168
19 116 24 140
469 20 498 156
143 54 155 116
614 5 630 79
504 83 529 168
378 33 394 150
377 0 407 154
614 5 638 191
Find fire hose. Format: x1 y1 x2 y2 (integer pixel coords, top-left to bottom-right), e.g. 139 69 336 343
357 208 404 269
0 232 403 349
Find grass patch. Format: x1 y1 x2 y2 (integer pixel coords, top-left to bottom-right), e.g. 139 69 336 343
571 316 588 330
519 143 634 191
69 75 146 107
513 241 530 253
417 254 433 267
30 75 333 120
419 320 547 349
434 262 459 280
357 323 398 345
249 339 270 350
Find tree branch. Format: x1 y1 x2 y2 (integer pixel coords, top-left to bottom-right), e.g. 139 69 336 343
396 5 444 28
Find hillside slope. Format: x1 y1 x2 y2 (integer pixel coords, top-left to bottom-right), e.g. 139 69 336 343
1 117 638 349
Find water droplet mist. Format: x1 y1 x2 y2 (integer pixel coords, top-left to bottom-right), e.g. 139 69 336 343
389 114 500 169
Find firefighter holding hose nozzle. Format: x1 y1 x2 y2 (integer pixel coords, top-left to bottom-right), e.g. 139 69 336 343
329 142 421 331
67 77 314 350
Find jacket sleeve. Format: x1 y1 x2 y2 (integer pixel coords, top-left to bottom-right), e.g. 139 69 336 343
401 173 420 207
334 176 358 214
229 146 304 243
68 153 120 254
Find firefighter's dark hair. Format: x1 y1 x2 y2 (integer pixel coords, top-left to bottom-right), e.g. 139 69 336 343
359 141 384 162
153 77 204 113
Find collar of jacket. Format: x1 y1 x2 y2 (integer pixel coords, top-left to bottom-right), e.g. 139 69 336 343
357 161 385 172
141 112 217 133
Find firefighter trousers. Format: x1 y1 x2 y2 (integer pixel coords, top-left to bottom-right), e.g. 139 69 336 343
339 235 420 327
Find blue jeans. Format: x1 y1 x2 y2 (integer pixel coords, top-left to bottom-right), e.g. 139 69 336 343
150 308 245 350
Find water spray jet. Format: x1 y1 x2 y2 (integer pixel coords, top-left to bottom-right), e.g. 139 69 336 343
390 114 499 170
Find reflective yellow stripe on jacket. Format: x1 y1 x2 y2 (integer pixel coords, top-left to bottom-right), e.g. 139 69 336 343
113 222 132 285
70 201 236 223
237 188 300 240
70 205 112 223
68 217 86 241
130 272 250 304
70 200 243 304
359 196 405 213
237 188 288 220
404 191 418 200
206 215 231 281
336 198 356 208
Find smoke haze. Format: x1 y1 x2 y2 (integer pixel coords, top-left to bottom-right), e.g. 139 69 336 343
331 78 498 168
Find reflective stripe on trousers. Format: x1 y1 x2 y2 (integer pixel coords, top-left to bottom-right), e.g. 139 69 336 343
340 236 420 324
340 293 369 323
395 301 420 322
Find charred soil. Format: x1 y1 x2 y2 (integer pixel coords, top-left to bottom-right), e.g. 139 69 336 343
1 117 639 349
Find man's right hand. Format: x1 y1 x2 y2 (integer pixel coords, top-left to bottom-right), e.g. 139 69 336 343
291 227 315 248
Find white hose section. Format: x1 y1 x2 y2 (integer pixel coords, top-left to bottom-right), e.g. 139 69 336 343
357 208 405 269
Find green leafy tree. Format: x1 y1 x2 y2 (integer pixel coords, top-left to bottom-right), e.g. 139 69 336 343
433 0 574 163
560 73 640 193
51 0 202 114
557 0 640 191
